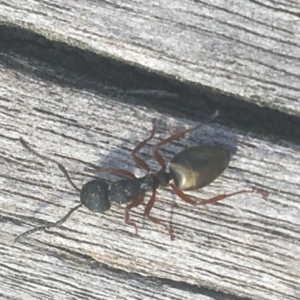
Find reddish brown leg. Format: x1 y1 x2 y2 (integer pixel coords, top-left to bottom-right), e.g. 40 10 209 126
85 166 136 179
144 190 174 240
153 127 206 169
153 112 219 169
130 120 157 172
125 193 145 234
169 183 268 205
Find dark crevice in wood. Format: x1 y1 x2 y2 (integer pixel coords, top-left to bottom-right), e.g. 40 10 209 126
0 24 299 147
33 108 78 124
0 174 55 190
247 0 300 17
0 215 23 227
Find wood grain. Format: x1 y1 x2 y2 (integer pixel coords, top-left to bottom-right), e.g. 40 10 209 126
1 61 300 300
0 0 300 299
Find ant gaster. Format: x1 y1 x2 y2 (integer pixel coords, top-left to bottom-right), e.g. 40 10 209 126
15 113 267 242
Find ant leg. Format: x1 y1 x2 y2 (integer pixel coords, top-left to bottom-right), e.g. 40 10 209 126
124 193 145 235
84 120 156 177
85 166 136 179
153 112 219 169
169 183 268 205
144 190 174 240
130 120 157 172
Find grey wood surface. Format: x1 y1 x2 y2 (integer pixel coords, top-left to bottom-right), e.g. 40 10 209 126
0 1 300 300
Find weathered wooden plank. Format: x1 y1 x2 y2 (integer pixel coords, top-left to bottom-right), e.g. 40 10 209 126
0 56 299 300
1 0 300 299
0 0 299 117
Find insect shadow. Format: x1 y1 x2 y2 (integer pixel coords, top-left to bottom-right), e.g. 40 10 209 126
14 112 267 243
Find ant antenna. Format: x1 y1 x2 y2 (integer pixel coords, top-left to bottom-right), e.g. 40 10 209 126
153 110 220 171
187 110 220 133
14 203 82 243
19 138 80 192
14 138 83 243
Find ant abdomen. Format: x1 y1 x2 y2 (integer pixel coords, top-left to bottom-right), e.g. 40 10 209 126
169 145 230 190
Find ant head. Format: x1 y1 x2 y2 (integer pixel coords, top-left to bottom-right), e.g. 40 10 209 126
15 138 113 243
80 179 111 213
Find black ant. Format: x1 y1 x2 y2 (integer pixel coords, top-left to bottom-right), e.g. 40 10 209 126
14 113 267 242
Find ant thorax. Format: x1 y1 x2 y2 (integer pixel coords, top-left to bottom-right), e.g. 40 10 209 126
137 174 157 192
108 179 142 205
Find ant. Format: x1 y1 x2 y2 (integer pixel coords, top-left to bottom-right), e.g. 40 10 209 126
14 113 267 243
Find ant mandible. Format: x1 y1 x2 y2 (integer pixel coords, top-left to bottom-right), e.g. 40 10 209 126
14 113 267 242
